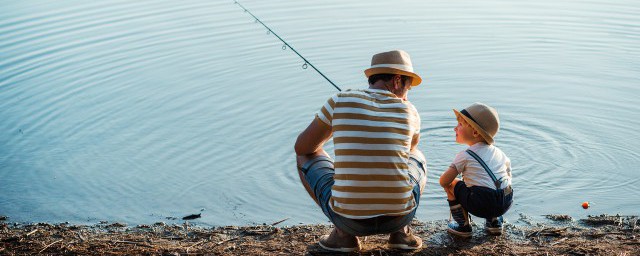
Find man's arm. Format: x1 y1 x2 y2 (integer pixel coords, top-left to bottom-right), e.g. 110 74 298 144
409 133 426 161
294 117 332 156
410 133 420 151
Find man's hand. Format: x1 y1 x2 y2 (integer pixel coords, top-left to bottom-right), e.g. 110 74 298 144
294 117 332 156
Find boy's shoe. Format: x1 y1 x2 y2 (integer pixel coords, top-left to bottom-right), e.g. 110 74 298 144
447 201 472 237
485 216 503 235
447 221 472 237
318 228 361 252
387 226 423 250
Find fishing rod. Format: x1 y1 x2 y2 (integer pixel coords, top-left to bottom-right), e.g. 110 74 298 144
233 1 342 91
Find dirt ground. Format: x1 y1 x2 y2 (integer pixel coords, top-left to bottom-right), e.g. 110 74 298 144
0 214 638 255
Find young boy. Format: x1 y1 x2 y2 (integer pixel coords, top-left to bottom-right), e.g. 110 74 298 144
439 102 513 237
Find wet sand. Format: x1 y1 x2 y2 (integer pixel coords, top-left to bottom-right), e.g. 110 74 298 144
0 214 638 255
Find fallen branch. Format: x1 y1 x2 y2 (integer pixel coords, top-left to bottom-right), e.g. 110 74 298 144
25 229 39 237
527 227 568 238
270 218 290 226
186 240 207 253
39 239 62 253
215 237 238 246
114 240 154 248
243 229 277 236
162 236 184 240
550 237 568 246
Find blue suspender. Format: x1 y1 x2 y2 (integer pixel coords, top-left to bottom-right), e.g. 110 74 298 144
466 149 502 190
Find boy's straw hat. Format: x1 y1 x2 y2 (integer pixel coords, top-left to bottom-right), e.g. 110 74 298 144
453 102 500 144
364 50 422 86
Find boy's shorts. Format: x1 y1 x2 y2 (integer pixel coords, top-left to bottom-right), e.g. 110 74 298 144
454 181 513 219
301 154 427 236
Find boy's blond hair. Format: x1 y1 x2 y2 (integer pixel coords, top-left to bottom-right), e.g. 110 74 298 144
457 116 488 143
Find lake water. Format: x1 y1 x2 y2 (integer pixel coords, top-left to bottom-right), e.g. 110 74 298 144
1 0 639 226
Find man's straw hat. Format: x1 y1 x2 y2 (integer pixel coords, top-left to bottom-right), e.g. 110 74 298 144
364 50 422 86
453 102 500 144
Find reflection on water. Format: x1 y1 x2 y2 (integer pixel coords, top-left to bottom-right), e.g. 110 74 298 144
0 0 639 226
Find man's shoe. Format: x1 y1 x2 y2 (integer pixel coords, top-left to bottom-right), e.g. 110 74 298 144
485 216 503 235
318 228 361 252
387 227 423 250
447 221 472 237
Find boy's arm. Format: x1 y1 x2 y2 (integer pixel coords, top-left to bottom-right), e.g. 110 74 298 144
439 165 459 188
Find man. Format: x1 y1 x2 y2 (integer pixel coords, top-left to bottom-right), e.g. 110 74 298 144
294 50 427 252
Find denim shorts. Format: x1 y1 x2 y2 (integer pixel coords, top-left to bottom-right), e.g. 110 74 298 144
301 154 427 236
454 181 513 219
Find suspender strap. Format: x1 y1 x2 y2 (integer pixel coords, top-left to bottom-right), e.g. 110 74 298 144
466 149 501 189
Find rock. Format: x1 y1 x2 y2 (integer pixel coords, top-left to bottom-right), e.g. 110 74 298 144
182 213 201 220
106 222 127 228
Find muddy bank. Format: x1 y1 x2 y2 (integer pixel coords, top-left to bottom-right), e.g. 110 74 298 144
0 214 638 255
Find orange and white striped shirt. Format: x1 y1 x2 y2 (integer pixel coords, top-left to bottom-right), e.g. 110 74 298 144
316 88 421 219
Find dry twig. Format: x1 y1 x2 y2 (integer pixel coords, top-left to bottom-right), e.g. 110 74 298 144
215 237 239 246
39 239 62 253
550 237 568 246
114 240 153 248
25 229 38 237
270 218 290 226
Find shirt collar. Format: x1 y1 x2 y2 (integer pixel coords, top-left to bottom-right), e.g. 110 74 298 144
364 88 397 97
469 142 491 150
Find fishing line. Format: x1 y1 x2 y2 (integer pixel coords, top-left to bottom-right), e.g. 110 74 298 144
233 1 342 91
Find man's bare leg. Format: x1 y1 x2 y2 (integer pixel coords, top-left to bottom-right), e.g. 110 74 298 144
295 150 360 251
296 150 329 206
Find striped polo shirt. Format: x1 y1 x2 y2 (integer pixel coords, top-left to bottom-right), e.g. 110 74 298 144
316 88 421 219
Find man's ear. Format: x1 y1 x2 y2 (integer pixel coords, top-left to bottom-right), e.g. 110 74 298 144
473 129 481 138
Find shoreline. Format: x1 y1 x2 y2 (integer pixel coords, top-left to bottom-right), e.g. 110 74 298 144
1 214 638 255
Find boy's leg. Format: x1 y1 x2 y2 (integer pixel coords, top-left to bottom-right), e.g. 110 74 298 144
443 178 461 200
485 216 504 235
485 187 512 235
446 181 472 237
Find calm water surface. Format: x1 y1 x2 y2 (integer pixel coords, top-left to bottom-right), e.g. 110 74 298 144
1 0 639 226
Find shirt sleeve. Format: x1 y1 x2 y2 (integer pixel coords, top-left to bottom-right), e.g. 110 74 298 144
451 151 468 174
316 94 338 126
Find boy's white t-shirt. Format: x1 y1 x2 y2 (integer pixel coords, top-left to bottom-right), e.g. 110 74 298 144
451 142 512 190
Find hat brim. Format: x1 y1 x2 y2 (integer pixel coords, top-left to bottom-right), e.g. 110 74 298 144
453 109 494 144
364 67 422 86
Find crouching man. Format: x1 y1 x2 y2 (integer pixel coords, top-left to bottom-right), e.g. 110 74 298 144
294 50 428 252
